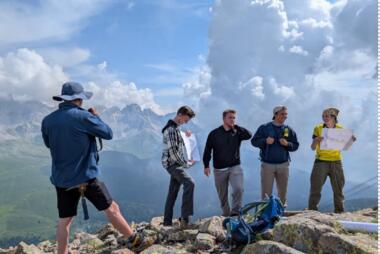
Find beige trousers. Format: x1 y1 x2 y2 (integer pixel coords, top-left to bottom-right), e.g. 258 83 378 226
261 161 289 206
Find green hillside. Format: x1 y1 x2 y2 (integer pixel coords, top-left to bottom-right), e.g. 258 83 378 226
0 139 56 247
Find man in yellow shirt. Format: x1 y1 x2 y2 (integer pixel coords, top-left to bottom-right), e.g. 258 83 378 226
308 108 355 213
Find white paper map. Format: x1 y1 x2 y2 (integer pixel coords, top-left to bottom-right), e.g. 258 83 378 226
320 128 354 151
180 131 201 161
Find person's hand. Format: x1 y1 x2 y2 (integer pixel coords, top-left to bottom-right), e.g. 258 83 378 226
313 136 323 144
352 135 357 142
279 138 288 146
185 130 192 137
266 137 274 145
88 107 99 116
188 160 195 166
204 167 210 177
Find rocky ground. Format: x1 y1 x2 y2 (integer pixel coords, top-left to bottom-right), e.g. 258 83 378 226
0 208 377 254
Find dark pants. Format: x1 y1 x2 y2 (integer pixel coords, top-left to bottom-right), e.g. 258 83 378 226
308 160 345 213
55 178 113 218
164 165 195 224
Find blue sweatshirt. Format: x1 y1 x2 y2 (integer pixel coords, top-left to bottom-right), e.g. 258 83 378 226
251 122 298 164
41 102 113 188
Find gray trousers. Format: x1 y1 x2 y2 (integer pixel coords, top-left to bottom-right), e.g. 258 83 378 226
164 165 195 224
261 162 289 205
213 165 244 216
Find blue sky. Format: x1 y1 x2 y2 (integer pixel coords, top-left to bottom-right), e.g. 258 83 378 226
73 1 212 84
59 0 213 110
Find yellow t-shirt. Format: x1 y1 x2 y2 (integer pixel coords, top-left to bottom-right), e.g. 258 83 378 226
313 123 343 161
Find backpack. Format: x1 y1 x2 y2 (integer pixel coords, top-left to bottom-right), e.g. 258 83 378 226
222 195 284 249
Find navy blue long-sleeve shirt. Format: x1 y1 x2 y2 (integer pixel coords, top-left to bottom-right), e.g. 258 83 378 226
41 102 113 188
251 122 298 164
203 125 252 169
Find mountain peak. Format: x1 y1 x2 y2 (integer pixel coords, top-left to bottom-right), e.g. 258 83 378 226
1 208 377 253
122 103 142 113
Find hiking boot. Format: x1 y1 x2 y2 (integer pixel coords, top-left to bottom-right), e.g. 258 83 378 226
126 233 154 252
179 217 194 230
163 220 173 227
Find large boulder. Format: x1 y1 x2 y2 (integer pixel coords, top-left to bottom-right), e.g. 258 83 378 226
242 240 305 254
319 232 378 254
198 216 226 241
273 216 336 253
334 210 378 224
274 210 378 254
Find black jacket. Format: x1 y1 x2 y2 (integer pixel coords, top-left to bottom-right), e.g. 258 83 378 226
203 125 252 169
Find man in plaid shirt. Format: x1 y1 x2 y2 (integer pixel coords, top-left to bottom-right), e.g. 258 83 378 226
161 106 196 227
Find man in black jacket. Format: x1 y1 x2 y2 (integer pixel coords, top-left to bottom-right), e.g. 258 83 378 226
203 109 252 216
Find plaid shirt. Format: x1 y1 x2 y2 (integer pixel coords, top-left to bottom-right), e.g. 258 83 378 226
161 120 188 169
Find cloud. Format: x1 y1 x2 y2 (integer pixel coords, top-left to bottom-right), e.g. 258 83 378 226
188 0 376 181
269 78 295 100
146 63 179 73
0 48 162 114
87 81 162 114
0 48 68 101
182 65 211 99
0 0 113 46
289 45 309 56
238 76 265 100
333 0 377 55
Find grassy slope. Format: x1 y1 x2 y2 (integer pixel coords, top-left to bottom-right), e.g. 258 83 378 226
0 140 57 246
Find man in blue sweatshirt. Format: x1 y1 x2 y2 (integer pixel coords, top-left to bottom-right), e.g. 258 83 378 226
251 106 299 206
42 82 153 254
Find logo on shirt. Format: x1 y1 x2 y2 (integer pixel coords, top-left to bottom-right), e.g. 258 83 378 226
283 128 289 138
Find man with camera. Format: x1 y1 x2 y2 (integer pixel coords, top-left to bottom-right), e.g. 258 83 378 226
41 82 153 254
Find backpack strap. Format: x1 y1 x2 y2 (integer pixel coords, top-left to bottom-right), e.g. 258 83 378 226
95 138 103 165
239 201 268 216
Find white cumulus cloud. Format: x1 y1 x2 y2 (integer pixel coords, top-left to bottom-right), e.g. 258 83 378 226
87 81 162 114
0 48 162 114
0 48 68 101
186 0 377 182
0 0 113 46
